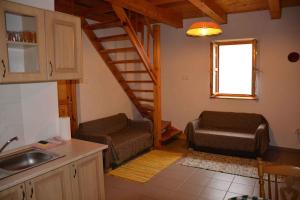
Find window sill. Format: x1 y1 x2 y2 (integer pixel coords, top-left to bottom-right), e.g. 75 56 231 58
210 95 258 100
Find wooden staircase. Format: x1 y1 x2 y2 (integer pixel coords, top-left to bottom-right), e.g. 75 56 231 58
81 5 181 147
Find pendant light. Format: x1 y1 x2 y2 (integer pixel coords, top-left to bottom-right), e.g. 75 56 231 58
186 21 222 37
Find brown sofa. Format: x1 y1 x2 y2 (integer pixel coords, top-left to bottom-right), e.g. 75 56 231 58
185 111 270 156
74 113 153 170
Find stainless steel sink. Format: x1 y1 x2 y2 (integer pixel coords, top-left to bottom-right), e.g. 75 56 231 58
0 148 63 179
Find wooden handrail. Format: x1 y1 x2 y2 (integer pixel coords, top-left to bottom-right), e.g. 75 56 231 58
112 5 157 84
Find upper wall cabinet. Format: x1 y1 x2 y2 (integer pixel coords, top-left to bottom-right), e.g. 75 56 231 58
0 1 47 83
0 1 82 84
45 11 82 80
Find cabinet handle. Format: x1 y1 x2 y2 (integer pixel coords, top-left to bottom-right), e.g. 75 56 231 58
50 61 53 76
20 185 25 200
22 190 25 200
73 168 77 178
30 187 34 198
1 60 6 78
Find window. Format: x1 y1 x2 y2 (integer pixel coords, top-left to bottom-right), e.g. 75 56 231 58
210 39 257 99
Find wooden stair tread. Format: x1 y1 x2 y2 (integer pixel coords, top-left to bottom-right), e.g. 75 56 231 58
120 70 147 73
108 59 141 64
140 104 154 111
161 127 182 142
161 120 171 131
125 80 153 83
97 34 129 42
100 47 136 53
137 97 154 102
132 89 154 92
87 20 122 30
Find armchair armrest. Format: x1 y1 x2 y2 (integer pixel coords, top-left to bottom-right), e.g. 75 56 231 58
128 119 153 134
191 118 200 130
254 123 270 155
184 118 200 147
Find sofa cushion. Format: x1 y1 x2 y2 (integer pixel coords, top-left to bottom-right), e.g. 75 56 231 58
194 129 256 152
196 129 255 139
77 113 128 136
109 128 153 164
199 111 264 133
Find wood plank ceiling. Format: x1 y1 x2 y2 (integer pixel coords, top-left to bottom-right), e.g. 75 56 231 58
55 0 300 28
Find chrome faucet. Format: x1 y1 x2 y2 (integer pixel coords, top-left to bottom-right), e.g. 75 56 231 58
0 136 18 153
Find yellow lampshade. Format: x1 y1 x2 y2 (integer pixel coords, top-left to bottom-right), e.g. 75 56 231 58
186 22 222 37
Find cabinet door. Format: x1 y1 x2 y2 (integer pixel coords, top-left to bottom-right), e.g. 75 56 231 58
0 183 26 200
25 165 72 200
0 1 47 83
71 152 105 200
45 11 82 80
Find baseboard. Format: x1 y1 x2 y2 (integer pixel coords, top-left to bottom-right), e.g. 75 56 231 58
269 145 300 154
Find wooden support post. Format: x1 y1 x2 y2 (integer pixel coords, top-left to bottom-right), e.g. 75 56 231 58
153 25 162 149
268 0 281 19
258 159 266 198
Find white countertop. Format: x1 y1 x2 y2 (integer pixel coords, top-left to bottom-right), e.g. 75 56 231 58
0 139 108 191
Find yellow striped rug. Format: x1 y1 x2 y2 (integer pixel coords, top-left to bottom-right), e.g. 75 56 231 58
109 150 183 183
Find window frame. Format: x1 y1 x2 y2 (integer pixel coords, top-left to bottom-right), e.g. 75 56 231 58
210 38 257 100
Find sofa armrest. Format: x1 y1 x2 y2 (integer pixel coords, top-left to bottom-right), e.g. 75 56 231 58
184 118 200 147
128 120 153 134
254 124 270 155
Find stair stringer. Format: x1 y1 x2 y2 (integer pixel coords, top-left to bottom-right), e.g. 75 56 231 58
82 19 146 115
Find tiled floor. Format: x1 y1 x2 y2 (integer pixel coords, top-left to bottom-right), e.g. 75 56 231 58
104 139 300 200
105 159 262 200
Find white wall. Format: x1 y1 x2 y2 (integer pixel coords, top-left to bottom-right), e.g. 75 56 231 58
0 0 59 152
20 83 59 144
78 33 139 122
0 85 25 149
161 7 300 149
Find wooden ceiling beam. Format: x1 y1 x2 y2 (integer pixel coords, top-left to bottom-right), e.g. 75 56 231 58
151 0 184 6
187 0 227 24
75 0 104 7
55 0 118 23
76 4 113 17
268 0 281 19
106 0 183 28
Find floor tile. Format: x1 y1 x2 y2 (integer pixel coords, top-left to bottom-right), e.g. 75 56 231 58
199 187 226 200
142 186 173 200
106 187 141 200
214 173 235 182
177 182 205 196
229 183 254 196
159 166 196 182
146 175 183 191
224 192 244 199
198 169 220 178
170 190 200 200
207 179 231 191
184 172 212 186
105 174 143 191
233 176 257 187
